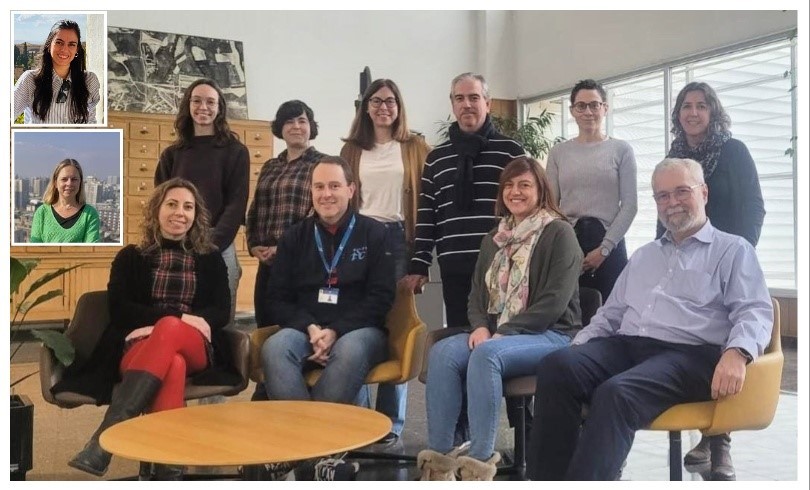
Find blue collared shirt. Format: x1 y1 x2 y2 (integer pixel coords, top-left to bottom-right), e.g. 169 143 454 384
574 220 773 360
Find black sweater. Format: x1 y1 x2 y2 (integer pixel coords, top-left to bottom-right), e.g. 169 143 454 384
51 243 235 403
155 135 250 251
267 211 395 337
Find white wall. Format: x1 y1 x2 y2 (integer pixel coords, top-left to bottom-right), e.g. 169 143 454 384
513 10 798 98
107 10 480 154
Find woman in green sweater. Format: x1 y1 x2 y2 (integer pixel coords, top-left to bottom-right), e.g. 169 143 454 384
30 158 100 243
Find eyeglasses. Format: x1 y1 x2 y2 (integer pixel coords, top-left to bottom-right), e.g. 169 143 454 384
653 183 703 204
571 101 605 113
56 79 71 104
369 97 397 108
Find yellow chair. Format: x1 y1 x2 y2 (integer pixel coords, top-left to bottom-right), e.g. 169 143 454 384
248 287 427 460
646 298 783 480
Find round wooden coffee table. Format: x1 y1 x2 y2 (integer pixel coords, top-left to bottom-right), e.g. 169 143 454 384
99 400 391 467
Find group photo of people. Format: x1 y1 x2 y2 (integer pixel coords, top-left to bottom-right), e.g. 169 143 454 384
7 8 801 483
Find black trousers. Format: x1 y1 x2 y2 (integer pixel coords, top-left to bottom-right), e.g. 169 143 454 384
253 261 273 329
578 239 628 303
439 269 474 329
527 336 721 480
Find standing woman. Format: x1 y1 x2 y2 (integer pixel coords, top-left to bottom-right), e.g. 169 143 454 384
30 159 100 243
13 19 101 124
546 79 637 302
661 81 766 481
246 100 327 330
63 179 232 478
418 157 582 481
155 78 250 330
340 78 430 444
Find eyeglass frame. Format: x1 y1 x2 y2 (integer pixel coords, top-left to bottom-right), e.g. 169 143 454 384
571 101 605 113
652 183 704 205
368 97 397 108
56 79 71 104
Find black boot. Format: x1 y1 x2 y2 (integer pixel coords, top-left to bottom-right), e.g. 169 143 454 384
709 433 735 481
68 371 162 477
153 464 185 481
683 434 711 466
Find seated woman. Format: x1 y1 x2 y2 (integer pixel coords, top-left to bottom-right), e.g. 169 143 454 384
61 178 233 478
30 158 100 243
418 157 583 481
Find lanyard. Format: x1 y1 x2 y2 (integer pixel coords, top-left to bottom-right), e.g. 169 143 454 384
313 214 356 281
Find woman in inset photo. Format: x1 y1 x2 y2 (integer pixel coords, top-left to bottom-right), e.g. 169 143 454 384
30 158 100 243
13 19 101 124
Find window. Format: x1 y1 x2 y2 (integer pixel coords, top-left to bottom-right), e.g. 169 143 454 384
522 36 797 290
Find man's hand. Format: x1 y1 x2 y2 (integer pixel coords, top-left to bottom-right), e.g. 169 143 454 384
181 313 211 342
308 325 337 366
710 348 748 399
582 248 606 275
399 274 428 294
468 326 492 350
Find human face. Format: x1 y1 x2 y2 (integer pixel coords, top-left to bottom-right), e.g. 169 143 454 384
653 166 708 242
451 78 490 133
502 171 539 223
678 90 711 147
311 163 355 225
158 187 196 241
189 84 220 129
56 166 81 202
49 29 79 73
367 86 399 131
570 89 607 135
281 112 311 150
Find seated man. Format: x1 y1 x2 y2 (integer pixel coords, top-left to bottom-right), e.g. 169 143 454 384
526 157 773 481
260 156 394 405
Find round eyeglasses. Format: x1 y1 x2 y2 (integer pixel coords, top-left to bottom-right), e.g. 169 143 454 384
369 97 397 108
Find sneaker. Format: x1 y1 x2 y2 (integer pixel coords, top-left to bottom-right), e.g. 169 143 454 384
261 461 296 481
313 457 359 481
372 432 400 448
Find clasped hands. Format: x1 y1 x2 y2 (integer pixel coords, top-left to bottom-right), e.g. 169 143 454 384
307 324 337 366
122 313 211 343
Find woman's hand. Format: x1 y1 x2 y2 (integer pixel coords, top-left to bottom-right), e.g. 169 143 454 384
468 326 492 350
124 326 154 342
250 246 277 264
582 248 607 274
181 313 212 342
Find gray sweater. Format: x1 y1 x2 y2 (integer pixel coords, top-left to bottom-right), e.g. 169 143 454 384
546 138 637 252
468 219 583 336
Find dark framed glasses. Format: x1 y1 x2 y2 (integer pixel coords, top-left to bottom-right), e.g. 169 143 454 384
56 79 71 104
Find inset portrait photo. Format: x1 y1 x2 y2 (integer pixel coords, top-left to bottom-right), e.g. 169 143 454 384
12 129 123 246
12 11 107 126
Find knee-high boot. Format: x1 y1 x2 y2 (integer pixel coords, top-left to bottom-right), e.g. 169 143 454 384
68 371 162 477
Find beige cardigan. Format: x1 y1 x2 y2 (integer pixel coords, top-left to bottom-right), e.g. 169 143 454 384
340 135 431 245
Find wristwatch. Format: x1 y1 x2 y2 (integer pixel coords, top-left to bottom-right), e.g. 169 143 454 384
733 347 754 364
600 246 610 258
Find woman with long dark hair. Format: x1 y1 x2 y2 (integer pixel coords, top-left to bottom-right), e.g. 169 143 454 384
13 19 100 124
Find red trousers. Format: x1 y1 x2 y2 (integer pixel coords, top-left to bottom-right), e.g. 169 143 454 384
120 316 208 412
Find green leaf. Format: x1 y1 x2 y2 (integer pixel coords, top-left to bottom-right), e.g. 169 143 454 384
31 330 75 367
18 289 64 315
18 264 84 306
10 257 39 298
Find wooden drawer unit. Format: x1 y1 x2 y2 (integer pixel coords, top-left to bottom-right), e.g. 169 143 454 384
128 140 159 160
129 122 160 140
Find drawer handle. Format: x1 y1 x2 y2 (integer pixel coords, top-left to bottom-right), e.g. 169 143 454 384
253 133 263 141
253 169 260 175
139 163 148 171
140 145 148 153
253 151 263 158
138 182 148 191
140 200 146 207
140 126 150 134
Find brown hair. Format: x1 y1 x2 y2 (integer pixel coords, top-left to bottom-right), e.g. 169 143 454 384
671 81 731 136
343 78 411 151
43 158 85 205
314 155 356 186
139 178 216 254
494 156 565 219
173 78 239 147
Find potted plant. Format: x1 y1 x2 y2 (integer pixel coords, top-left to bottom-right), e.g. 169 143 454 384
10 257 80 480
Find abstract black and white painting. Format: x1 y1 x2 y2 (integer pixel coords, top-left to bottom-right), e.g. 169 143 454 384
107 26 248 119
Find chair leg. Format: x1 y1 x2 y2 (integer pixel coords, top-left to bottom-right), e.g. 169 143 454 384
513 396 527 480
669 431 683 481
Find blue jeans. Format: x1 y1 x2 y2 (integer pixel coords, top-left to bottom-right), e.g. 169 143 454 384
356 220 409 435
262 327 388 404
426 330 570 461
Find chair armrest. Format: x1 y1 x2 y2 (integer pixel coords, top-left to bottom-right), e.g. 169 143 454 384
222 328 250 389
248 325 280 383
706 350 784 435
398 324 427 384
39 345 63 405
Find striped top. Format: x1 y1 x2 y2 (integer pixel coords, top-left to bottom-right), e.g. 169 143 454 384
13 70 101 124
409 135 524 276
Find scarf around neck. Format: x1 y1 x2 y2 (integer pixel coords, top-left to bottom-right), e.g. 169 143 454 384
668 127 731 180
485 208 557 327
448 115 497 211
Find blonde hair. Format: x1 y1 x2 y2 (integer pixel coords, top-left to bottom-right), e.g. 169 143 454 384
43 159 85 205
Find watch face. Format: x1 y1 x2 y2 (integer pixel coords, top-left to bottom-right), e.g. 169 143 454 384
600 247 609 257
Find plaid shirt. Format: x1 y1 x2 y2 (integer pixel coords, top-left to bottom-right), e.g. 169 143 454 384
246 146 327 248
150 247 196 314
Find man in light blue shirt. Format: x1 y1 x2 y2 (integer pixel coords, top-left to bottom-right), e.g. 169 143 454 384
526 158 773 481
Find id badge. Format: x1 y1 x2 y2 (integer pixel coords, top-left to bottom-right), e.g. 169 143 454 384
318 287 339 304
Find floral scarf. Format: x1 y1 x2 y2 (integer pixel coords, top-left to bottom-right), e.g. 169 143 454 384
668 125 731 180
485 208 557 326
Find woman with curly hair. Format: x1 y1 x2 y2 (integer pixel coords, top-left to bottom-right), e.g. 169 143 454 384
61 179 233 478
13 19 100 124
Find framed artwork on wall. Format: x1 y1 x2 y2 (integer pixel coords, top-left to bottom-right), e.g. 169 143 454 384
107 26 247 118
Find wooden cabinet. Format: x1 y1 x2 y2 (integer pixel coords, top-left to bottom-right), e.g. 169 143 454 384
10 111 272 323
